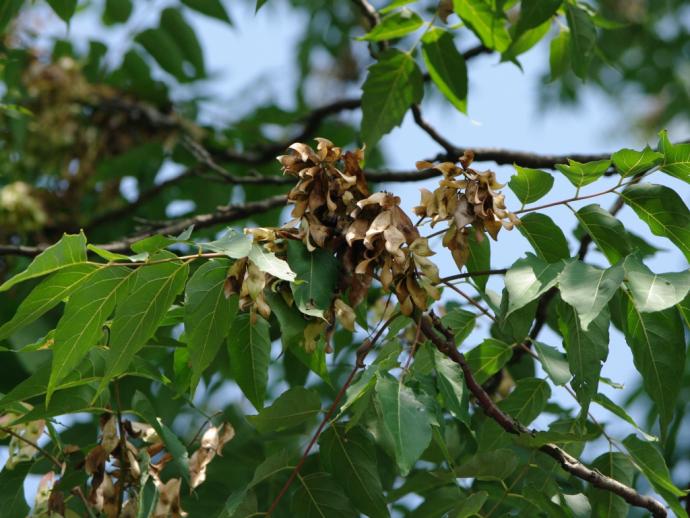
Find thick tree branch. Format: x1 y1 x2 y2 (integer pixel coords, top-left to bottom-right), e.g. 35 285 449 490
419 315 668 518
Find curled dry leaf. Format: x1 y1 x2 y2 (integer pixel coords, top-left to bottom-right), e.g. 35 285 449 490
153 478 186 518
189 423 236 489
101 414 119 454
6 419 46 469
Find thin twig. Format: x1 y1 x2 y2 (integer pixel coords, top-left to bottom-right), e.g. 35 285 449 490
440 280 496 321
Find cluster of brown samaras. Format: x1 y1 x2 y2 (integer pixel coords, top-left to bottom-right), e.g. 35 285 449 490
226 138 517 337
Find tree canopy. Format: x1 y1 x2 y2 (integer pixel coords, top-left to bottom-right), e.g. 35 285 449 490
0 1 689 517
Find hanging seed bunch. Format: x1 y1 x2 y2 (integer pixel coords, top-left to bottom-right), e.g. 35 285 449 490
414 151 519 269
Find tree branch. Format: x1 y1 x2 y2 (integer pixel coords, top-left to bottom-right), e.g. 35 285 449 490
419 315 668 518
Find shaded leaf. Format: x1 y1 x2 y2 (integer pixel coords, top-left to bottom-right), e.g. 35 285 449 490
514 0 561 39
227 313 271 410
499 377 551 425
623 435 688 517
557 302 609 416
440 308 476 345
455 449 519 480
0 232 87 292
549 28 570 80
49 266 135 403
533 341 570 386
100 259 189 393
465 338 512 385
575 204 631 264
433 348 469 424
593 393 656 442
185 259 239 389
622 183 690 261
361 49 423 148
135 28 188 81
624 302 685 438
374 374 432 475
47 0 77 22
0 264 98 341
292 472 357 518
422 28 468 113
588 453 634 518
565 4 596 79
466 230 491 291
160 8 205 78
0 461 30 518
517 213 570 263
181 0 232 23
320 426 389 518
249 386 321 433
287 241 339 318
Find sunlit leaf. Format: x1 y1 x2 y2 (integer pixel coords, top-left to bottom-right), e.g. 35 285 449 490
658 129 690 183
575 204 631 264
611 146 663 178
249 386 321 433
464 338 512 385
555 159 610 188
565 4 596 79
422 28 468 113
227 313 270 410
453 0 510 52
359 9 423 41
509 166 554 205
505 253 564 316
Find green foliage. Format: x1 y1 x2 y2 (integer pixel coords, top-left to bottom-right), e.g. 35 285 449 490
0 2 688 516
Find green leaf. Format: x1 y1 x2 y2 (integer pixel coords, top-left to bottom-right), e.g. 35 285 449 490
184 259 238 389
623 255 690 313
99 259 189 393
421 28 468 113
292 472 357 518
135 28 188 81
320 426 389 518
374 374 432 475
559 261 624 330
12 384 108 424
622 183 690 261
565 4 596 79
160 8 205 78
505 253 564 316
623 435 688 518
454 492 488 518
287 241 339 318
0 461 30 518
533 341 571 386
555 159 610 188
359 9 423 41
433 348 469 424
502 19 551 62
517 213 570 263
0 232 87 292
181 0 232 23
0 264 98 341
133 390 190 483
466 230 491 291
592 393 656 442
549 28 570 81
575 204 631 264
513 0 561 39
465 338 512 385
380 0 417 15
624 302 686 439
103 0 132 24
611 146 663 178
249 386 321 433
440 307 476 346
0 1 23 34
201 231 252 258
456 449 519 480
48 266 135 403
255 0 268 13
265 291 330 383
588 453 634 518
453 0 511 52
227 313 271 410
47 0 77 22
248 450 293 488
557 301 609 416
249 244 296 282
499 377 551 425
658 129 690 183
361 49 423 148
509 166 554 205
